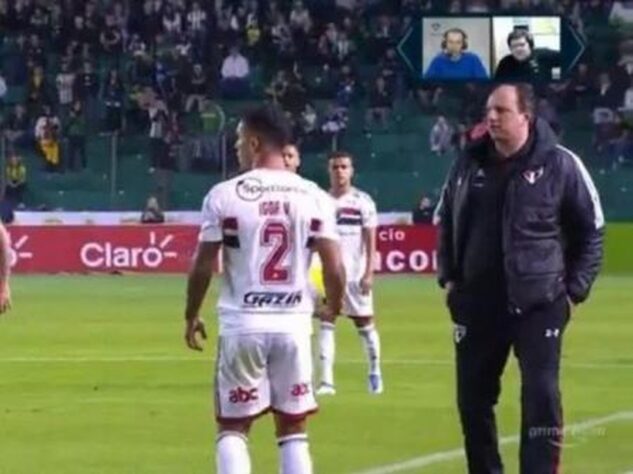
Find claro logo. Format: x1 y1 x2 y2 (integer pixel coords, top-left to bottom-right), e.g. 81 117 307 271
80 232 177 269
9 235 33 267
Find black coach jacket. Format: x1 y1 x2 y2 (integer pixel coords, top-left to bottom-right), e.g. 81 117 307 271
436 118 604 313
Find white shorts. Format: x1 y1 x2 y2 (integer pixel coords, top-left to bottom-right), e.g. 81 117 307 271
214 333 318 422
342 281 374 317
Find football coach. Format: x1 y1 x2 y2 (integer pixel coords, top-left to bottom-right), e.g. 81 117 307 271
435 83 604 474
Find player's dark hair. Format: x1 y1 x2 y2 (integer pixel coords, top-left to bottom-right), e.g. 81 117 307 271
242 104 293 150
328 150 354 162
507 29 534 50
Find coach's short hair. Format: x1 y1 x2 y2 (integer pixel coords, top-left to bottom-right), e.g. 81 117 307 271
328 150 354 162
491 83 536 120
242 104 293 150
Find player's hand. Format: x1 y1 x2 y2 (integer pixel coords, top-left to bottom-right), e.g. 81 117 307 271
566 295 575 315
184 317 207 351
0 284 12 315
360 274 373 295
318 305 338 323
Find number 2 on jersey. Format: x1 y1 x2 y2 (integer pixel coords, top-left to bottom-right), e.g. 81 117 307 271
260 221 292 284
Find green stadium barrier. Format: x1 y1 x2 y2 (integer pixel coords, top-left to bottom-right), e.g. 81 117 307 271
604 223 633 274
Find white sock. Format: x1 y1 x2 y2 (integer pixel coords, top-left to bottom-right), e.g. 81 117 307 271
216 431 251 474
319 321 336 386
278 433 312 474
358 323 381 376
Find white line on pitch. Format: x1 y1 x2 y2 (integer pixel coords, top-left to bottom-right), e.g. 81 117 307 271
352 411 633 474
1 356 633 370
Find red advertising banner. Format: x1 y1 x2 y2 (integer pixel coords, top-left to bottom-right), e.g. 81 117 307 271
7 225 438 274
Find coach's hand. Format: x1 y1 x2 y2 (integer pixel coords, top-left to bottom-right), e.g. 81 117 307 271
444 281 455 305
185 317 207 351
360 274 373 295
0 284 11 314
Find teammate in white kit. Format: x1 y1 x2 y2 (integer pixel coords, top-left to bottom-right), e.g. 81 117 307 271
184 106 345 474
317 151 384 395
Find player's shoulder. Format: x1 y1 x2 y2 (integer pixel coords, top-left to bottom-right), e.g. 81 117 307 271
350 187 376 205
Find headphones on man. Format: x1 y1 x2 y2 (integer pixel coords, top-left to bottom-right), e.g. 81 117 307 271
441 28 468 51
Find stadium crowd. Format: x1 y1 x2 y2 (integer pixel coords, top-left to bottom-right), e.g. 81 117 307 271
0 0 632 209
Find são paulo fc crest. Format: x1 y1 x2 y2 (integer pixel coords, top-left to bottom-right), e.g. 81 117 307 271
454 324 467 344
522 166 544 185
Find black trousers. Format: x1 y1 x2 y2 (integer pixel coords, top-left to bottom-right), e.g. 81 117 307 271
448 290 570 474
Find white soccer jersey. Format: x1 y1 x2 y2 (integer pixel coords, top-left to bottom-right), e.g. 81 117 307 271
332 187 378 282
199 168 338 335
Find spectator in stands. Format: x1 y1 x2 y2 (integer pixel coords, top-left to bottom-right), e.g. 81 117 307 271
162 4 183 40
148 98 168 170
26 64 50 113
300 102 318 136
289 0 312 52
567 62 596 109
34 105 61 172
266 70 289 104
0 195 15 224
140 195 165 224
102 69 125 132
66 100 87 171
100 15 124 58
220 45 250 99
417 85 442 113
412 195 435 225
75 62 100 126
465 0 492 13
5 152 27 206
0 72 6 109
593 72 622 155
321 103 347 137
318 23 340 67
26 34 45 68
372 14 395 55
621 77 633 113
594 71 622 110
365 76 393 130
271 12 295 63
165 76 184 116
430 115 453 156
185 63 208 113
537 97 561 135
3 104 31 150
614 38 633 92
379 47 404 98
56 62 76 118
186 1 208 55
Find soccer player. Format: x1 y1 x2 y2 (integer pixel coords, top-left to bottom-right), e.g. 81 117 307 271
184 105 345 474
282 143 301 172
0 222 11 315
317 151 383 395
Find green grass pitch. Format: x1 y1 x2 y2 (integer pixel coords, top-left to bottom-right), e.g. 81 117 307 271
0 275 632 473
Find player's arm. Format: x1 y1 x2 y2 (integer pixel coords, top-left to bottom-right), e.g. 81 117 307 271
314 237 345 318
184 189 222 350
360 225 376 295
184 242 221 351
0 222 11 314
360 198 378 295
